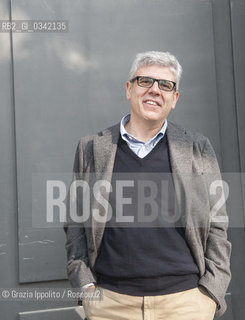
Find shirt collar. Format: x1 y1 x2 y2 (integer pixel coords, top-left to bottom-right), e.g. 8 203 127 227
120 114 168 145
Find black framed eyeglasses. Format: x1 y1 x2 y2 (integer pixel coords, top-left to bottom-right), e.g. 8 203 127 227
130 76 176 92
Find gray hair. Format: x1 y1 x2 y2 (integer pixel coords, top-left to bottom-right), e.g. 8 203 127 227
128 51 183 90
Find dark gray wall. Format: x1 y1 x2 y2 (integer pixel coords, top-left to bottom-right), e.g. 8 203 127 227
14 0 223 285
212 1 245 319
227 0 245 318
0 0 244 319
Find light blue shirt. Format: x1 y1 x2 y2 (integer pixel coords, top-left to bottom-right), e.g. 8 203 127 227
120 114 168 158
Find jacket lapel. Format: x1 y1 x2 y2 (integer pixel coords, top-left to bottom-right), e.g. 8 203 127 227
93 123 120 175
167 122 193 228
90 123 120 259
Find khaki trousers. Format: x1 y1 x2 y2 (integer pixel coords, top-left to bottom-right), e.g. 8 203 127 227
82 286 217 320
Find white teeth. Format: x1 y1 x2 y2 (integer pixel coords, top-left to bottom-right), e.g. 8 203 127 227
146 100 157 105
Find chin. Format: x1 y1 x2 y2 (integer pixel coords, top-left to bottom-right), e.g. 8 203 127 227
142 111 163 121
143 115 163 123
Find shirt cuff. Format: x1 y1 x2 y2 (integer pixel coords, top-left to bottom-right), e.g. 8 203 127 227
81 282 95 293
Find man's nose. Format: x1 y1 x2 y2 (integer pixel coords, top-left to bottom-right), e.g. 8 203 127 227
148 81 160 94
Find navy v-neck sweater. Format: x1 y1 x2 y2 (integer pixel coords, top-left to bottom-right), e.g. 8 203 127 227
94 135 199 296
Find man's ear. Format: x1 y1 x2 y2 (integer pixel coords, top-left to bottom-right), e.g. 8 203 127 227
126 81 132 100
171 91 179 110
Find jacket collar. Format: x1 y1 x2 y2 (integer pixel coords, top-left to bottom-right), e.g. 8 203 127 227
93 121 193 175
167 121 192 174
93 123 120 176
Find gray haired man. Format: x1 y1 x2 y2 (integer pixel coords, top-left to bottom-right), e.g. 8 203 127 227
65 51 231 320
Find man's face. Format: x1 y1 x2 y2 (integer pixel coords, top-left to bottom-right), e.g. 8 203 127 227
126 65 179 125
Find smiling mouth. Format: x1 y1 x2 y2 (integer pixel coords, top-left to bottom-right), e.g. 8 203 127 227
144 100 160 107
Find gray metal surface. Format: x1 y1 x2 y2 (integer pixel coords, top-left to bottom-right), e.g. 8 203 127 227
212 4 245 320
13 0 222 284
19 307 85 320
228 1 245 320
0 0 21 317
231 0 245 173
211 0 240 172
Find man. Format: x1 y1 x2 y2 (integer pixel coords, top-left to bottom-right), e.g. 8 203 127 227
65 51 231 320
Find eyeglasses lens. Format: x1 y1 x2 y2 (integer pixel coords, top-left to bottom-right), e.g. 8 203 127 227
137 77 174 92
159 80 174 91
138 77 153 88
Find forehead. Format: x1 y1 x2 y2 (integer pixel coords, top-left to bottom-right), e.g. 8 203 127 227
135 65 175 81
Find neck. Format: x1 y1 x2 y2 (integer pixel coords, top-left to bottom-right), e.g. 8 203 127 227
125 116 165 142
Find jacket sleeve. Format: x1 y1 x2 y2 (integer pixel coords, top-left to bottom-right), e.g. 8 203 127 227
64 140 96 289
198 138 232 318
